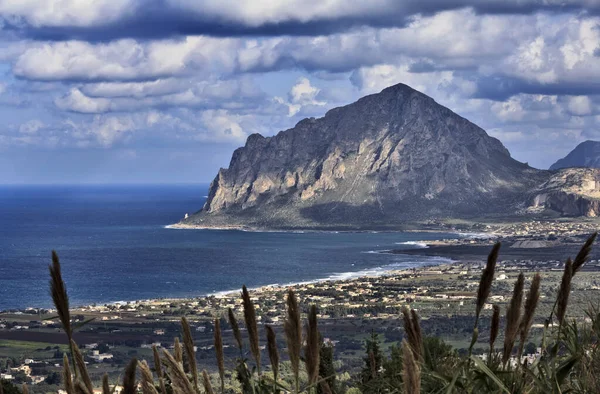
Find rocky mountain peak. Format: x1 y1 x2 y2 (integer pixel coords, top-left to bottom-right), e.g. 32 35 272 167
550 140 600 170
183 84 595 229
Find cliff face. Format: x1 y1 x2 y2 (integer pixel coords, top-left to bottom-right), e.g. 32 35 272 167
527 168 600 217
550 141 600 170
184 84 600 229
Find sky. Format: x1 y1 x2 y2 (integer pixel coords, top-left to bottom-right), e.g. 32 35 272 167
0 1 599 184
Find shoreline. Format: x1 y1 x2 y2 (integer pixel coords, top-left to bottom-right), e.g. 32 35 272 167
0 245 456 314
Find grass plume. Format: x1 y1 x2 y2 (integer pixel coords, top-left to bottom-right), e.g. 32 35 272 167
518 273 541 359
174 337 183 364
284 289 302 393
402 340 421 394
214 318 225 393
163 349 195 394
305 304 320 386
71 340 93 394
490 304 500 356
573 232 597 275
557 258 574 327
242 285 261 374
122 358 138 394
63 353 75 394
266 325 279 383
402 306 423 361
139 360 159 394
228 307 243 355
181 317 199 391
475 243 501 324
503 273 524 365
202 370 215 394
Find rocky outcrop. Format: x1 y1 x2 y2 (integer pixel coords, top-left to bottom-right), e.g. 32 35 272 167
550 141 600 170
183 84 600 229
527 168 600 217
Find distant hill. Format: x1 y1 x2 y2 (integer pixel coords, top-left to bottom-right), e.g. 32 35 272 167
550 141 600 170
181 84 600 229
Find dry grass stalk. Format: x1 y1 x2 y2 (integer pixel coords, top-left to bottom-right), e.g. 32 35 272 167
475 243 501 323
123 358 138 394
402 340 421 394
71 340 94 394
50 251 72 337
152 345 163 379
502 273 525 365
102 374 111 394
50 251 77 376
152 345 167 394
213 319 225 393
573 232 597 274
557 259 574 326
304 305 320 386
181 317 199 391
284 289 302 393
242 285 261 374
74 381 91 394
139 360 160 394
401 306 423 361
490 305 500 355
174 337 183 364
63 353 75 394
266 325 280 382
227 307 243 353
518 273 541 359
202 370 215 394
163 349 195 394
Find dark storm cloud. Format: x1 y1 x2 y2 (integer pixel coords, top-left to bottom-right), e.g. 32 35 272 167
1 0 598 42
475 75 600 101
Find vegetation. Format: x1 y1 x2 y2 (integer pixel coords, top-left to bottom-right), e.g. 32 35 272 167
6 232 600 393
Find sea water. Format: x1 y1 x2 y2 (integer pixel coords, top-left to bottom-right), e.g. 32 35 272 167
0 184 458 310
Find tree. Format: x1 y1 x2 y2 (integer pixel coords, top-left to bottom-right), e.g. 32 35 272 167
318 338 336 394
1 380 22 394
44 371 61 385
360 331 384 389
97 343 110 354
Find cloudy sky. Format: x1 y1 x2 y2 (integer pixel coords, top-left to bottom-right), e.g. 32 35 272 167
1 1 599 184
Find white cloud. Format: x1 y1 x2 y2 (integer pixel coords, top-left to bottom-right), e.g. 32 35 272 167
14 37 239 81
0 0 135 27
18 119 45 135
55 88 111 113
278 78 327 116
567 96 593 116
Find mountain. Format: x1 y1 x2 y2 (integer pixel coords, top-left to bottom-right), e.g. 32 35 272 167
550 141 600 170
182 84 599 229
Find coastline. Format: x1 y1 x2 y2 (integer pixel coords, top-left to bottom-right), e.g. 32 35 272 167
1 244 456 314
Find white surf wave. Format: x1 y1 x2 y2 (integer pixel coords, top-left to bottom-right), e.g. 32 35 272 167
394 241 429 249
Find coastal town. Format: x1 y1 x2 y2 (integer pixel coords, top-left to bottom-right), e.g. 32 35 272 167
2 218 600 390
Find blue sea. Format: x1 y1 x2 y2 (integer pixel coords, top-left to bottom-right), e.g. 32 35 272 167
0 184 460 311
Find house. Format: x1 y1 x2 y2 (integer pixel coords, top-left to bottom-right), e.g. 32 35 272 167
89 350 113 362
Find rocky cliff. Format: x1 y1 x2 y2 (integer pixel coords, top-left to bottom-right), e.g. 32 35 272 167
527 168 600 217
182 84 600 229
550 140 600 170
